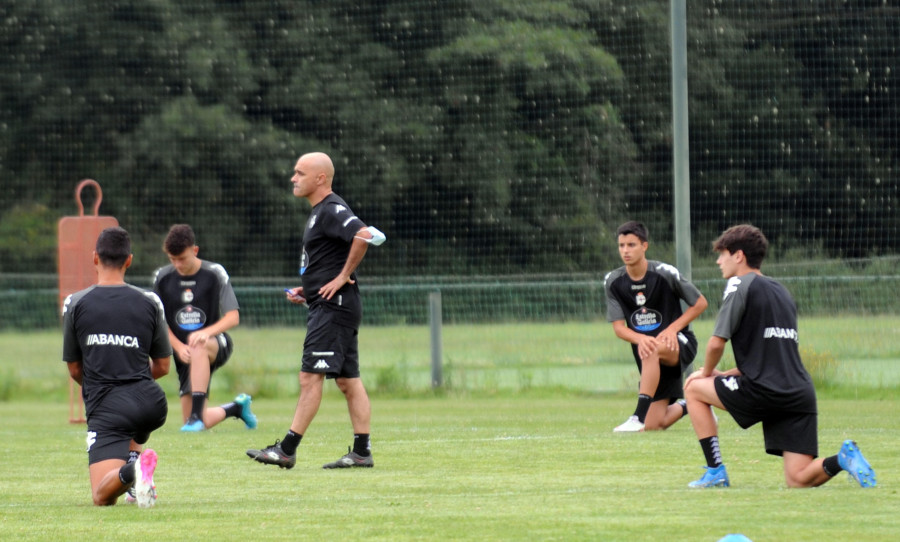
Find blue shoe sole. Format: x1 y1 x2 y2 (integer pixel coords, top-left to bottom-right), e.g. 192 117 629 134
839 440 876 488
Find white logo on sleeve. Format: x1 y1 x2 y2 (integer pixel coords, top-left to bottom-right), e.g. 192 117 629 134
655 262 682 279
723 277 742 300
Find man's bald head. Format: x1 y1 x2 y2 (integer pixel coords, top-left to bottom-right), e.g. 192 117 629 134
292 152 336 205
299 152 334 186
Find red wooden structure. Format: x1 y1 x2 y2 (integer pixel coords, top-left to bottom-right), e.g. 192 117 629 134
57 180 119 423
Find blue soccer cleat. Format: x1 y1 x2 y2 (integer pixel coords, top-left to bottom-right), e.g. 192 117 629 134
180 415 206 432
838 440 876 488
235 393 257 430
688 464 730 488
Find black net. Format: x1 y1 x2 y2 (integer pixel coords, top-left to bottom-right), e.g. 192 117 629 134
1 0 898 329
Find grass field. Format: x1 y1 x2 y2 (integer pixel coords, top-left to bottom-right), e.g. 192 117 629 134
0 396 896 541
3 317 900 400
0 318 898 540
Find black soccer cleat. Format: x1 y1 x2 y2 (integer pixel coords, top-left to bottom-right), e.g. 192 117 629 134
322 447 374 469
247 440 296 469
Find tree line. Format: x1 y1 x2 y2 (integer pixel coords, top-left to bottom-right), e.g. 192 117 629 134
1 0 897 277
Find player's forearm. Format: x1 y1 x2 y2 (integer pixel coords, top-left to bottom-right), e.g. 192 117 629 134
667 295 709 333
66 361 84 385
150 357 170 380
336 237 369 282
205 310 239 336
612 321 643 345
702 337 727 376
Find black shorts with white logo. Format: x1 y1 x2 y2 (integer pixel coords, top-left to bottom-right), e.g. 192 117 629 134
302 300 361 379
86 380 167 464
174 332 234 396
714 375 819 457
635 331 698 401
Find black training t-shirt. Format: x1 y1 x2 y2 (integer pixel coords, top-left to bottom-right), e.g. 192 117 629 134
62 284 172 415
604 260 703 362
152 260 239 345
299 193 367 307
712 272 813 395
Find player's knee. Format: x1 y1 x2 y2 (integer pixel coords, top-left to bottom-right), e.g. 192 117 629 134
92 490 115 506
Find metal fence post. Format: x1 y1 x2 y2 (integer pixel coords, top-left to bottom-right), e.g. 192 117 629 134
429 290 443 389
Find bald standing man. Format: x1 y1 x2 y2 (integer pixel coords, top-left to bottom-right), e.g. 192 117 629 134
247 152 385 470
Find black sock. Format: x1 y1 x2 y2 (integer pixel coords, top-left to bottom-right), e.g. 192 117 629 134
118 462 135 486
353 434 371 457
633 394 652 423
679 399 688 417
699 436 723 468
222 401 241 418
280 430 302 456
190 392 207 420
822 455 842 477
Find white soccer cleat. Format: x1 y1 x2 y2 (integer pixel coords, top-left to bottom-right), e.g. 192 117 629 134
133 449 158 509
613 415 645 432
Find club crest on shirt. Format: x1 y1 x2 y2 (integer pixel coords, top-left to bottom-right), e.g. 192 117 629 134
635 292 646 306
182 289 194 304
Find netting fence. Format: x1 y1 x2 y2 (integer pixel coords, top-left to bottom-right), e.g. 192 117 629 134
1 0 898 330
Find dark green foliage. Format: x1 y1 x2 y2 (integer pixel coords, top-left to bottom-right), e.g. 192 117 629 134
0 0 897 278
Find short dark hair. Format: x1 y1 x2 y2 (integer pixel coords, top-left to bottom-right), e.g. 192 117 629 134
96 227 131 268
712 224 768 269
164 224 196 256
616 221 649 243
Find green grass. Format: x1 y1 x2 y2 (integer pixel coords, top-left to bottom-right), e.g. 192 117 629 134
4 316 900 400
1 319 899 540
0 395 897 541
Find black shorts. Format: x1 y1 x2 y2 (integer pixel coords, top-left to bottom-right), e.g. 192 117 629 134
635 331 698 401
714 375 819 457
85 380 167 464
175 332 234 396
302 303 360 379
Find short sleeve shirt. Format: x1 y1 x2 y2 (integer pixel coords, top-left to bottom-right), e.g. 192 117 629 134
152 261 239 345
604 261 703 362
299 193 367 307
62 284 172 416
713 272 813 395
604 260 703 331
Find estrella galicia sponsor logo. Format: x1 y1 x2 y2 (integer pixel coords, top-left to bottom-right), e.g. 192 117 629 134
764 327 799 342
176 306 206 331
630 307 662 332
86 334 141 348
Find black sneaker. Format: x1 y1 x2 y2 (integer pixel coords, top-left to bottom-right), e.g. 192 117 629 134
322 447 374 469
246 440 296 469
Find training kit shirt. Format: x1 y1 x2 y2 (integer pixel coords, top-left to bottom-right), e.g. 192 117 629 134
152 261 239 346
62 284 172 415
713 272 814 395
299 193 367 311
